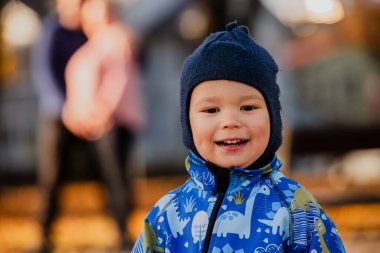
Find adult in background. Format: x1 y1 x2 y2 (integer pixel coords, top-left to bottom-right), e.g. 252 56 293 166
62 0 145 249
30 0 88 251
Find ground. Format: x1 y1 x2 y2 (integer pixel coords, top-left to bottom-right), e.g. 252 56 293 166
0 173 379 253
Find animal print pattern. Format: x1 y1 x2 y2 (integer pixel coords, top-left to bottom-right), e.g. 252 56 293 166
132 152 345 253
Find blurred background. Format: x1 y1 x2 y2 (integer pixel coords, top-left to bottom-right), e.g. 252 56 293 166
0 0 379 252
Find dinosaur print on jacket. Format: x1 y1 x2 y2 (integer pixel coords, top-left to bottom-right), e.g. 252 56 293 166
213 184 270 239
291 187 321 214
314 218 331 253
142 221 164 253
166 200 190 238
132 152 346 253
258 206 290 238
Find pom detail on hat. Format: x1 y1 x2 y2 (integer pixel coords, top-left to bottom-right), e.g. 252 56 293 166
225 21 238 31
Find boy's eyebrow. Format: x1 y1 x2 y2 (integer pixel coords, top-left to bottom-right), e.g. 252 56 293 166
192 96 219 108
193 94 264 105
193 96 219 104
240 94 264 100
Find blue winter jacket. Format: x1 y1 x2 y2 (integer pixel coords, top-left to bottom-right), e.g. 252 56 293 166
132 152 345 253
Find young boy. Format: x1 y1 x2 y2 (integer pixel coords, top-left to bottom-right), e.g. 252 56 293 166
132 22 345 253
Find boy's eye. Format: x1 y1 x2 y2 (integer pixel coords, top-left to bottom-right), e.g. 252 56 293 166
241 105 256 111
202 108 219 113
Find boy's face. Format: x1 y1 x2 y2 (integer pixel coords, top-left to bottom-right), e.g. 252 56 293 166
189 80 270 169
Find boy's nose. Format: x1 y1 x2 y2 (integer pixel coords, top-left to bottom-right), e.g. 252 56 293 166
221 112 242 129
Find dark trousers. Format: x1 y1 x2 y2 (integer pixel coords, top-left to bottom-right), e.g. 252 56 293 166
37 118 134 240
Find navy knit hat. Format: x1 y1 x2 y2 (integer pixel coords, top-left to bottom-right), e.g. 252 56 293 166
180 21 282 169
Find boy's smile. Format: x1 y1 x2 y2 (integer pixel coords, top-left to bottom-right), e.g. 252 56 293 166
189 80 270 169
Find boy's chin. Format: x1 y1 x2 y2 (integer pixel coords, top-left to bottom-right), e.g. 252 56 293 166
212 160 249 169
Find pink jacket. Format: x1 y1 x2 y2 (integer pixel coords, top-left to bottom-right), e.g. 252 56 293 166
64 23 145 138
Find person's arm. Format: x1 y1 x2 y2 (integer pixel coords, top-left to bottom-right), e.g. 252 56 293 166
288 187 346 253
63 44 112 140
307 209 346 253
94 25 131 119
131 233 144 253
132 221 165 253
63 25 130 140
30 15 64 118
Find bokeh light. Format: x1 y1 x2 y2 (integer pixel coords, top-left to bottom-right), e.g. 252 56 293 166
0 0 40 48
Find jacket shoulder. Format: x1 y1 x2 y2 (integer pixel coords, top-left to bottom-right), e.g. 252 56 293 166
268 171 345 252
145 179 192 224
268 171 323 219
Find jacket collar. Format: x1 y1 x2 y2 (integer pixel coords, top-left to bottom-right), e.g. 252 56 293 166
185 151 282 193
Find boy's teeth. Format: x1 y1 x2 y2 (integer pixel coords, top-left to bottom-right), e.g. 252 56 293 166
225 140 240 144
221 139 245 145
216 139 247 146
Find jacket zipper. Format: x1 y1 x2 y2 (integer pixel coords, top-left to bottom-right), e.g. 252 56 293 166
202 162 230 253
202 190 226 253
